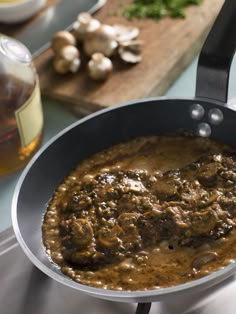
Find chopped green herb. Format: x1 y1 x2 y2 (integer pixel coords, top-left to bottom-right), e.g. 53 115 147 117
123 0 202 20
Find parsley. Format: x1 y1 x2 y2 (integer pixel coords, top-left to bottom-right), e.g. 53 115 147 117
123 0 202 20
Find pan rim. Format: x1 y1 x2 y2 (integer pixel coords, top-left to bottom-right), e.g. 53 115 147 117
11 96 236 302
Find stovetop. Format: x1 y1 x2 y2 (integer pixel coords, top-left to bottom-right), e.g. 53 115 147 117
1 228 236 314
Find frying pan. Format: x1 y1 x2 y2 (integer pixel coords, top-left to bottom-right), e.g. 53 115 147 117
12 0 236 304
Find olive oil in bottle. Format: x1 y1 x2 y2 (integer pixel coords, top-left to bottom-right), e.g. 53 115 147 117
0 35 43 175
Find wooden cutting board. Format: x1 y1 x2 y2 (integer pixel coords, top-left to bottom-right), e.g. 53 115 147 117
1 0 224 116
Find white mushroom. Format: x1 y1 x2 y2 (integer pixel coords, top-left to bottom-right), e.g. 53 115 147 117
72 12 101 41
192 252 218 270
53 45 80 74
118 40 143 64
113 24 140 43
87 52 113 81
83 24 118 57
51 31 76 53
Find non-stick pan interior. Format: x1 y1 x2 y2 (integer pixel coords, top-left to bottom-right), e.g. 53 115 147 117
12 98 236 302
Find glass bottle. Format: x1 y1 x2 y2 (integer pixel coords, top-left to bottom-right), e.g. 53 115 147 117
0 35 44 175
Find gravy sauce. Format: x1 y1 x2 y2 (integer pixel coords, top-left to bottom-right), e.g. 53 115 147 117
42 135 236 291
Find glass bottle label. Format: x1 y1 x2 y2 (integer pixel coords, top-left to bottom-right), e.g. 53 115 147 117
15 80 43 148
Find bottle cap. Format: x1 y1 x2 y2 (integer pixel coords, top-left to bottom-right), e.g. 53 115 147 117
0 36 32 64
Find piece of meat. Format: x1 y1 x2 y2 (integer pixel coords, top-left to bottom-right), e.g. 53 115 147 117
57 154 236 268
151 176 179 201
197 163 218 187
137 209 162 245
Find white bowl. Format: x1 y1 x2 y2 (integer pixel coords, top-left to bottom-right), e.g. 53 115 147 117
0 0 46 23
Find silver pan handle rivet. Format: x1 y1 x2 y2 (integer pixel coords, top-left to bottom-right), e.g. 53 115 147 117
197 122 211 137
208 108 224 125
190 104 205 120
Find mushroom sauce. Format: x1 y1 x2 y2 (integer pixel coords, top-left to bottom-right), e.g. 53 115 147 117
42 135 236 291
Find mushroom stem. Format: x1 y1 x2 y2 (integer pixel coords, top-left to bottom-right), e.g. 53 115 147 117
88 52 113 81
83 24 118 57
78 12 93 27
73 12 101 41
69 58 81 73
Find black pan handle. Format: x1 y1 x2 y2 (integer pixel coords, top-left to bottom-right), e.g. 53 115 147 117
195 0 236 103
